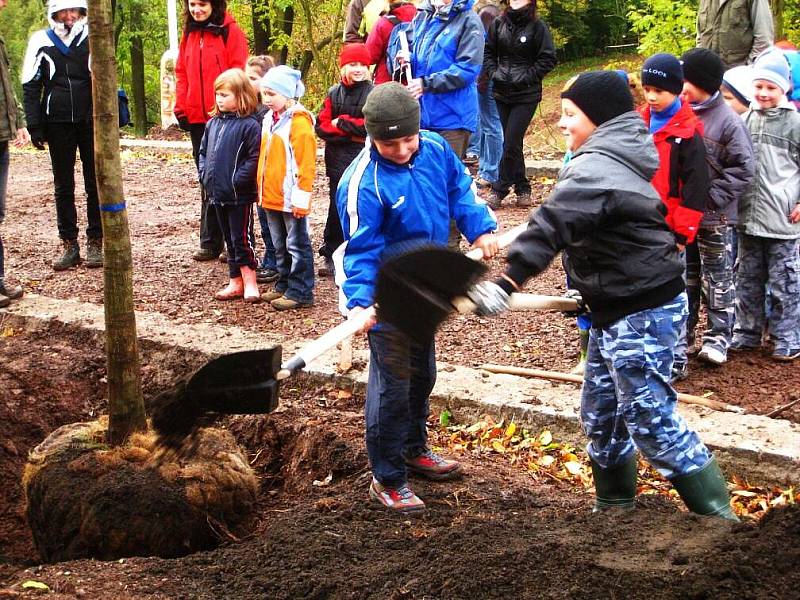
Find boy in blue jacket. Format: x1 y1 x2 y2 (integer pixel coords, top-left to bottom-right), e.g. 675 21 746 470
336 82 498 513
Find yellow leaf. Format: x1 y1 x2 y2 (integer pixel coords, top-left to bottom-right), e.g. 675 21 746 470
1 326 14 338
22 581 50 590
731 489 758 497
539 430 552 446
491 441 506 454
505 422 517 438
564 461 582 475
538 455 555 467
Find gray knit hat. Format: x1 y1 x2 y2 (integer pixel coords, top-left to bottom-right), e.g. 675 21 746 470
363 82 420 141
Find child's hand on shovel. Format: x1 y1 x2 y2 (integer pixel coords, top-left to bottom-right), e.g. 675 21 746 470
349 306 377 334
470 233 499 259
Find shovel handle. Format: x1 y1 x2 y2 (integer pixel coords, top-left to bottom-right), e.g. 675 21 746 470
276 306 376 380
465 222 528 261
452 293 579 314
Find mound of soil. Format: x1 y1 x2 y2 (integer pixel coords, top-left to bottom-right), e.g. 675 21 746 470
24 422 257 562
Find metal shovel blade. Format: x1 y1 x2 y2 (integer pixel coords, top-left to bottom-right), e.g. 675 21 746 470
187 347 282 414
375 245 488 342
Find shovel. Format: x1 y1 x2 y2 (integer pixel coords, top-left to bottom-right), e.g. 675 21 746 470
181 223 529 416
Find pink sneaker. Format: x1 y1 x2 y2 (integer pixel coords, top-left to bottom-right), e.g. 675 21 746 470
405 449 463 481
369 479 425 513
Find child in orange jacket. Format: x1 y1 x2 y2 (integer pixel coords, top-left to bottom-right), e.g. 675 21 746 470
256 66 317 311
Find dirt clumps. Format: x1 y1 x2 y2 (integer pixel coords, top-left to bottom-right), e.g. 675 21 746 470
23 420 258 562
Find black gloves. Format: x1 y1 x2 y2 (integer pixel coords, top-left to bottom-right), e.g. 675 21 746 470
176 114 191 132
562 289 587 317
29 128 46 150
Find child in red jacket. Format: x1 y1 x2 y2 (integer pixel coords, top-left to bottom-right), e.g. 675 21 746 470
639 53 710 382
314 44 373 277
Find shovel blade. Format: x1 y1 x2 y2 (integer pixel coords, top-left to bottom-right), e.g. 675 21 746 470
188 348 282 414
376 244 487 342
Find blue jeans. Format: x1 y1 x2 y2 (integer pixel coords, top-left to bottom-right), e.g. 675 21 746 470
581 293 712 480
265 210 314 304
256 206 277 270
477 83 503 184
366 328 436 487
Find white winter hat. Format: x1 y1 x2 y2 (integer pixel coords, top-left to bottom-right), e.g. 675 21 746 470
722 65 755 105
752 48 792 93
48 0 88 16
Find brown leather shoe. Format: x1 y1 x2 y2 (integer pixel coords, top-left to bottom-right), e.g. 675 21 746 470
271 296 313 311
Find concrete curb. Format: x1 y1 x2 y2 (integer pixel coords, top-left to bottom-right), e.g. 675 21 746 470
3 294 798 484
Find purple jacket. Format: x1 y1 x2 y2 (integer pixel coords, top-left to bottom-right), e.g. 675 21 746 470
691 92 755 227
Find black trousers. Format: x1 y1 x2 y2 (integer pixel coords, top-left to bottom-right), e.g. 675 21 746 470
215 203 257 278
320 144 363 259
494 101 538 197
190 123 223 253
47 121 102 240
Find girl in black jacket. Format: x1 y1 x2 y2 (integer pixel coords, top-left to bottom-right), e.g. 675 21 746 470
483 0 556 208
199 69 263 303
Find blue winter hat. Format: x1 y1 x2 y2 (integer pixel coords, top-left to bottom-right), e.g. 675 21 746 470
641 53 683 95
259 65 305 99
752 49 791 93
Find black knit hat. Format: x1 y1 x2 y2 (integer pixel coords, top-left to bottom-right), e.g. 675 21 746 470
641 53 684 95
560 71 634 127
681 48 725 95
363 82 420 141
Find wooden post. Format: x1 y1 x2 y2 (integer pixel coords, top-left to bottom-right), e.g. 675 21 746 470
88 0 147 444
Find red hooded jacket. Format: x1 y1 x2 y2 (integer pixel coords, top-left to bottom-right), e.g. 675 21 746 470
175 13 248 125
639 101 709 245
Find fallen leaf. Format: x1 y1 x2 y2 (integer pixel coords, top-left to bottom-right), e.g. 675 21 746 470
539 430 552 446
491 441 506 454
538 455 555 467
505 422 517 438
21 581 49 591
732 489 758 497
564 461 582 476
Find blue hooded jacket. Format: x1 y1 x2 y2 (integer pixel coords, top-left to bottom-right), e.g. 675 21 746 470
334 130 497 312
198 111 262 206
411 0 484 133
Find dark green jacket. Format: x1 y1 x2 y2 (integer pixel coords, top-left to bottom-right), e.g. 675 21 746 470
0 33 26 143
696 0 774 66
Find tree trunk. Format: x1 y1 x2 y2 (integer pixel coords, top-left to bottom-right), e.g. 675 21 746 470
252 0 270 55
280 5 294 65
87 0 147 445
129 5 148 136
771 0 784 41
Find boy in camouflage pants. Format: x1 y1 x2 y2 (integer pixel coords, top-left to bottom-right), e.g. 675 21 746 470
468 71 737 520
733 50 800 361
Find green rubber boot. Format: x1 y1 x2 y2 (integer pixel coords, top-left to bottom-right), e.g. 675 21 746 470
671 457 739 521
590 453 638 512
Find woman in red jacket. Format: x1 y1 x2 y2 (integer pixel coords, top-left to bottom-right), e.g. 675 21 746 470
175 0 248 261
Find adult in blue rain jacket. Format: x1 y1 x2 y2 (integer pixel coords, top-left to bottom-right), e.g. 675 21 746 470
407 0 484 158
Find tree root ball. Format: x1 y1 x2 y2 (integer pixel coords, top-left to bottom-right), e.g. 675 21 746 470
22 419 258 562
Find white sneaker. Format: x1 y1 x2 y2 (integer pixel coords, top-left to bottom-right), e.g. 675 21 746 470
698 346 726 365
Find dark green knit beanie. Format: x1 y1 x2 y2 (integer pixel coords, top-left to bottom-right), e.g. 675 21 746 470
363 82 420 141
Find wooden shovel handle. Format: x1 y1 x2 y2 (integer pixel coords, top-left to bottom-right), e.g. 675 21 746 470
277 307 376 380
465 222 528 261
480 363 745 414
452 293 579 314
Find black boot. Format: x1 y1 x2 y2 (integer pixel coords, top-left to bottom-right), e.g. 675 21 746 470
590 453 638 512
85 238 104 268
671 457 739 521
53 239 80 271
0 279 23 300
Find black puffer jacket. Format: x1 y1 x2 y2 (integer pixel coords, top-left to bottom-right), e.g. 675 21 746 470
483 7 556 105
503 113 685 328
21 28 92 131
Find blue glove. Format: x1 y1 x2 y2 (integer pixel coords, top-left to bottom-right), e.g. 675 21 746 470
467 281 510 316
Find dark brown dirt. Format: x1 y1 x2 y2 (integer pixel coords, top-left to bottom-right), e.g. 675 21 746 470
1 147 799 598
1 327 799 599
4 149 798 423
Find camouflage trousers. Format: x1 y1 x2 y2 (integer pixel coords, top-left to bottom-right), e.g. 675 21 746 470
694 225 736 354
580 293 712 479
733 234 800 351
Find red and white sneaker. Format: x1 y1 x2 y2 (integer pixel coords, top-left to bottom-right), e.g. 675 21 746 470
369 479 426 514
405 449 463 481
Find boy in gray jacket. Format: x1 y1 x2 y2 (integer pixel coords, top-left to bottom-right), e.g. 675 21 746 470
679 48 755 367
733 50 800 361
